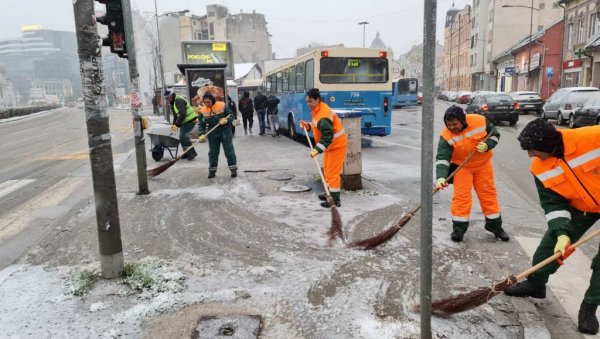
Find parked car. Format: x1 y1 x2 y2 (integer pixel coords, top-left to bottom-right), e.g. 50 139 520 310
417 92 422 105
541 87 600 125
569 92 600 128
509 91 543 115
446 91 458 101
465 93 519 126
456 91 472 104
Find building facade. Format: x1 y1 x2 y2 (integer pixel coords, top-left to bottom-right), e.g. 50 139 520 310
443 5 472 91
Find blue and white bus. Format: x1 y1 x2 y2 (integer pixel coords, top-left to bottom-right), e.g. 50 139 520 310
392 78 419 107
263 47 393 137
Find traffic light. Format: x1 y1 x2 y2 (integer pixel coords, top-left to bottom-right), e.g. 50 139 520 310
96 0 127 58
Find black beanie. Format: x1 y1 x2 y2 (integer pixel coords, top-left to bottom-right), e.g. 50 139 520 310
518 118 563 154
444 105 467 127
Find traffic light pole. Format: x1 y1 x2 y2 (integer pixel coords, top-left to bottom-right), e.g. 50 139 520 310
72 0 123 278
121 0 150 195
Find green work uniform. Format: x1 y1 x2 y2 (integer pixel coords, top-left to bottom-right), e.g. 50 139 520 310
198 103 237 172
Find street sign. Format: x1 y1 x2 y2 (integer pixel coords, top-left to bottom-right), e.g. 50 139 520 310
546 66 554 78
505 66 515 76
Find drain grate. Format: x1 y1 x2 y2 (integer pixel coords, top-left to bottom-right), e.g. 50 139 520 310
193 315 261 338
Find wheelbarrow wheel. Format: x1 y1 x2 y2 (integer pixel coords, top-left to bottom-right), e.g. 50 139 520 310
151 145 164 161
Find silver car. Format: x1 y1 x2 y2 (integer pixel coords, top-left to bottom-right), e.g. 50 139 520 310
542 87 600 125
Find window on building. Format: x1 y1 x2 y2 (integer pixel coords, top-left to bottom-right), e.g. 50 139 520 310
553 2 558 8
568 23 574 49
578 19 585 43
539 2 545 10
589 13 597 38
538 25 544 32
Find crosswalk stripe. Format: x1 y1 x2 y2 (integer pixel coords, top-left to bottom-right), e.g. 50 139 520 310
0 179 36 200
515 236 592 326
0 177 85 241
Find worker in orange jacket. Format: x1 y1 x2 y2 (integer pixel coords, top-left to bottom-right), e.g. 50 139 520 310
435 106 509 242
505 119 600 335
300 88 347 208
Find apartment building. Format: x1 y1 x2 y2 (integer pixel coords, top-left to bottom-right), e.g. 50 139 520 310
443 5 472 91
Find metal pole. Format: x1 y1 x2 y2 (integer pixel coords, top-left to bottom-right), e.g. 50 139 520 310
122 0 149 195
154 0 169 123
72 0 123 279
527 0 533 90
421 0 437 337
359 21 368 48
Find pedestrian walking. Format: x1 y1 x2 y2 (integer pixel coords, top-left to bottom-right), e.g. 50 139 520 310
238 91 254 135
227 95 238 136
164 89 197 161
253 91 268 135
266 94 280 137
504 119 600 335
435 105 508 242
197 92 238 178
300 88 347 208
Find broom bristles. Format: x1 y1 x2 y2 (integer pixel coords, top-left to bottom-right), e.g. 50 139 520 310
327 205 344 243
412 276 517 315
147 157 179 177
349 214 412 250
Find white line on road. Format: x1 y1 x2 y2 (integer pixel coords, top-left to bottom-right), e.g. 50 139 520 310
0 180 36 200
0 177 85 241
516 235 593 328
392 126 421 133
363 137 421 150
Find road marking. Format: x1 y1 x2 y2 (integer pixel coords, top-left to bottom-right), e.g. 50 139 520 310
392 126 421 133
0 180 36 200
363 137 421 150
515 235 592 326
0 177 85 241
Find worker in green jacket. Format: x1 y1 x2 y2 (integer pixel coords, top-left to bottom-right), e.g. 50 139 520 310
164 89 197 161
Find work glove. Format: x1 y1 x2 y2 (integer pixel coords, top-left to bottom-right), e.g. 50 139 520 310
310 148 319 158
300 120 311 130
170 125 178 132
476 141 489 153
219 117 228 125
554 235 575 265
198 134 207 143
435 178 448 190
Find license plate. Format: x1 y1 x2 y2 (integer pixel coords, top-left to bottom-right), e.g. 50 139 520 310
496 106 508 109
524 105 534 108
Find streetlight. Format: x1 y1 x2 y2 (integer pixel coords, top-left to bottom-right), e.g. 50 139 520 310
358 21 369 48
502 2 540 90
152 0 189 123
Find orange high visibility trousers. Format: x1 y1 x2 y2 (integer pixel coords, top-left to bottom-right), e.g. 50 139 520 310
451 161 501 222
323 144 347 192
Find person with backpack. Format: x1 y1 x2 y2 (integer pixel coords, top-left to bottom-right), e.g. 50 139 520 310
238 92 254 135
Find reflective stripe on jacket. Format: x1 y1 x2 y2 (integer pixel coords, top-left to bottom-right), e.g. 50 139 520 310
440 114 492 168
311 101 346 152
531 126 600 213
173 95 196 125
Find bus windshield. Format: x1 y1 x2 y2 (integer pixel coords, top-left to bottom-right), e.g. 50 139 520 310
320 57 388 84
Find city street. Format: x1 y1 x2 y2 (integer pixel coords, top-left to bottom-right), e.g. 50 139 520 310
0 103 596 338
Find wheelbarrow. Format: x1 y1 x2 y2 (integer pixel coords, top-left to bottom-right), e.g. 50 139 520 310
147 132 180 161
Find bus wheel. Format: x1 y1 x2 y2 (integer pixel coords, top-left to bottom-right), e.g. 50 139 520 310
288 115 297 139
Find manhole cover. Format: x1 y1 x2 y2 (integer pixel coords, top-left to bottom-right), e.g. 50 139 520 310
280 184 311 192
194 315 261 338
267 173 295 181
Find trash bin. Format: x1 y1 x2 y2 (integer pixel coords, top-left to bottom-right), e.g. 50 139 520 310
336 111 362 191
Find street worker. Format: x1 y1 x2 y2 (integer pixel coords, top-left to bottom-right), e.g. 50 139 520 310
164 89 197 161
238 91 254 135
435 105 509 242
300 88 347 208
197 92 238 178
504 118 600 335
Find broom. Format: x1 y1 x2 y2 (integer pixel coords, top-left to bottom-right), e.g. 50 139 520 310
413 226 600 315
147 117 229 177
349 131 494 250
302 126 344 244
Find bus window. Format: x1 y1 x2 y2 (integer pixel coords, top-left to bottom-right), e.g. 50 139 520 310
276 71 283 93
266 75 273 93
282 68 289 92
320 57 388 83
288 67 296 92
295 63 304 91
305 59 314 89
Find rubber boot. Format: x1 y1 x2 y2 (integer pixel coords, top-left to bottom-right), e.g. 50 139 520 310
318 193 327 201
484 216 509 241
578 301 599 334
504 279 546 299
321 191 341 208
231 168 237 178
451 221 468 242
208 170 216 179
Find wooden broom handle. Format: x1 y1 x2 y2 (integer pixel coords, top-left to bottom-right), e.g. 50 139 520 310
303 126 331 197
516 227 600 281
177 114 230 158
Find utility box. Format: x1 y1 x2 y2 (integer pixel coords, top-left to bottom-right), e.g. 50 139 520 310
336 111 362 191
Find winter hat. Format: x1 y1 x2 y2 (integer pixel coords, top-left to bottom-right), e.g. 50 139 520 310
444 105 467 126
163 88 175 98
517 118 563 154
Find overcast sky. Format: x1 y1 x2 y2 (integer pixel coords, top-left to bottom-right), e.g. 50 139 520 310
1 0 470 58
